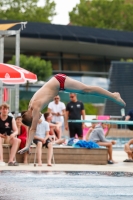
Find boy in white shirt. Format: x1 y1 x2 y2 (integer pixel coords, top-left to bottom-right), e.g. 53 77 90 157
33 115 53 166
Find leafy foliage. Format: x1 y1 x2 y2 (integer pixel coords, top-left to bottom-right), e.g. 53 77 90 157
69 0 133 31
0 0 56 23
8 54 52 81
84 103 98 115
19 99 29 112
19 99 48 112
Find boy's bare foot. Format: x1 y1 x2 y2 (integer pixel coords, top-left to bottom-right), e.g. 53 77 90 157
24 160 28 164
38 161 42 166
47 164 52 166
113 92 126 107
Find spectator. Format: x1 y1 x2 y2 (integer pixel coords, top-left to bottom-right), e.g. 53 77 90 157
15 116 28 164
33 115 53 166
125 109 133 130
85 120 97 141
123 139 133 162
89 123 116 164
44 112 62 139
0 103 20 166
65 93 85 140
48 95 66 133
44 112 66 144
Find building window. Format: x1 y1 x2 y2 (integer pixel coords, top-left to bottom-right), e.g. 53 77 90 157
51 59 60 70
62 59 79 71
62 53 78 59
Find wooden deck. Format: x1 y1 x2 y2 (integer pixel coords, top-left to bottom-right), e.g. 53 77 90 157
3 146 108 165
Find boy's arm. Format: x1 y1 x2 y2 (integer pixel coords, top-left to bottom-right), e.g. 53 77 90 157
98 130 108 142
11 118 18 137
18 106 40 154
65 111 69 130
125 115 130 121
27 107 41 147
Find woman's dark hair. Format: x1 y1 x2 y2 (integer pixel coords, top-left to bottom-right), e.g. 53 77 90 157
44 112 50 120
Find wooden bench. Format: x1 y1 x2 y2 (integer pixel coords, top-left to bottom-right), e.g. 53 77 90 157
3 146 108 165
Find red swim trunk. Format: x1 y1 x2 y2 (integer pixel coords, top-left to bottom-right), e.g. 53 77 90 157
54 74 66 90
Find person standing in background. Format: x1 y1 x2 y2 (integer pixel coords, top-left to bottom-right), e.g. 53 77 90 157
125 109 133 130
48 95 66 134
65 93 85 140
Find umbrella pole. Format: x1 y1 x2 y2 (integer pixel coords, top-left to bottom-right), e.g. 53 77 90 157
0 80 3 105
15 30 20 115
0 37 4 105
0 36 4 63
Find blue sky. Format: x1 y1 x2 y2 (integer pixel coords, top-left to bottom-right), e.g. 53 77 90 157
38 0 80 25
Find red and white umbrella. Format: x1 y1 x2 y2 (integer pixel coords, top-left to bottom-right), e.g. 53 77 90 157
0 63 37 84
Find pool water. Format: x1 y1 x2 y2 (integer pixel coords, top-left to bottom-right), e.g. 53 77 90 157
107 137 133 149
0 171 133 200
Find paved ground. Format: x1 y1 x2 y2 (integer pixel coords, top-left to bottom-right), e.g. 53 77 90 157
0 150 133 172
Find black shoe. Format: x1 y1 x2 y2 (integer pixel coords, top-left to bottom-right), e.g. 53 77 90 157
108 160 114 164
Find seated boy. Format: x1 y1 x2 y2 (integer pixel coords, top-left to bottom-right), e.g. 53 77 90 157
89 123 116 164
33 115 53 166
0 103 20 166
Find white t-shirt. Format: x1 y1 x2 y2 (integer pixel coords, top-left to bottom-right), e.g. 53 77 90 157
48 101 66 124
35 115 50 138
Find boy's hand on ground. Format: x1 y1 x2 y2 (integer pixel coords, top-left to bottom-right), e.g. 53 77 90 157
18 147 29 154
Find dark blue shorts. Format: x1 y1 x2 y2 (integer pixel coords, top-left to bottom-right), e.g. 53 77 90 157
33 138 51 148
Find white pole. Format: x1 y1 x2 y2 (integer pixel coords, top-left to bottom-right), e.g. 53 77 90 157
15 30 20 114
0 36 4 105
0 37 4 62
0 80 3 105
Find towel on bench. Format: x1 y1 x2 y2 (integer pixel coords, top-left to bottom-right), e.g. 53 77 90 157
73 140 99 149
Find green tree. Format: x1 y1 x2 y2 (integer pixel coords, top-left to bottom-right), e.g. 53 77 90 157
84 103 98 115
19 99 48 112
8 54 52 81
0 0 56 23
19 99 29 111
69 0 133 31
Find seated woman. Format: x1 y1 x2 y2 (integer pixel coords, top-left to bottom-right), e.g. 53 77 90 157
44 112 65 144
15 116 28 164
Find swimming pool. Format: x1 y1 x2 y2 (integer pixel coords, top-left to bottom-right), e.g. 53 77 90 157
107 137 133 149
0 171 133 200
